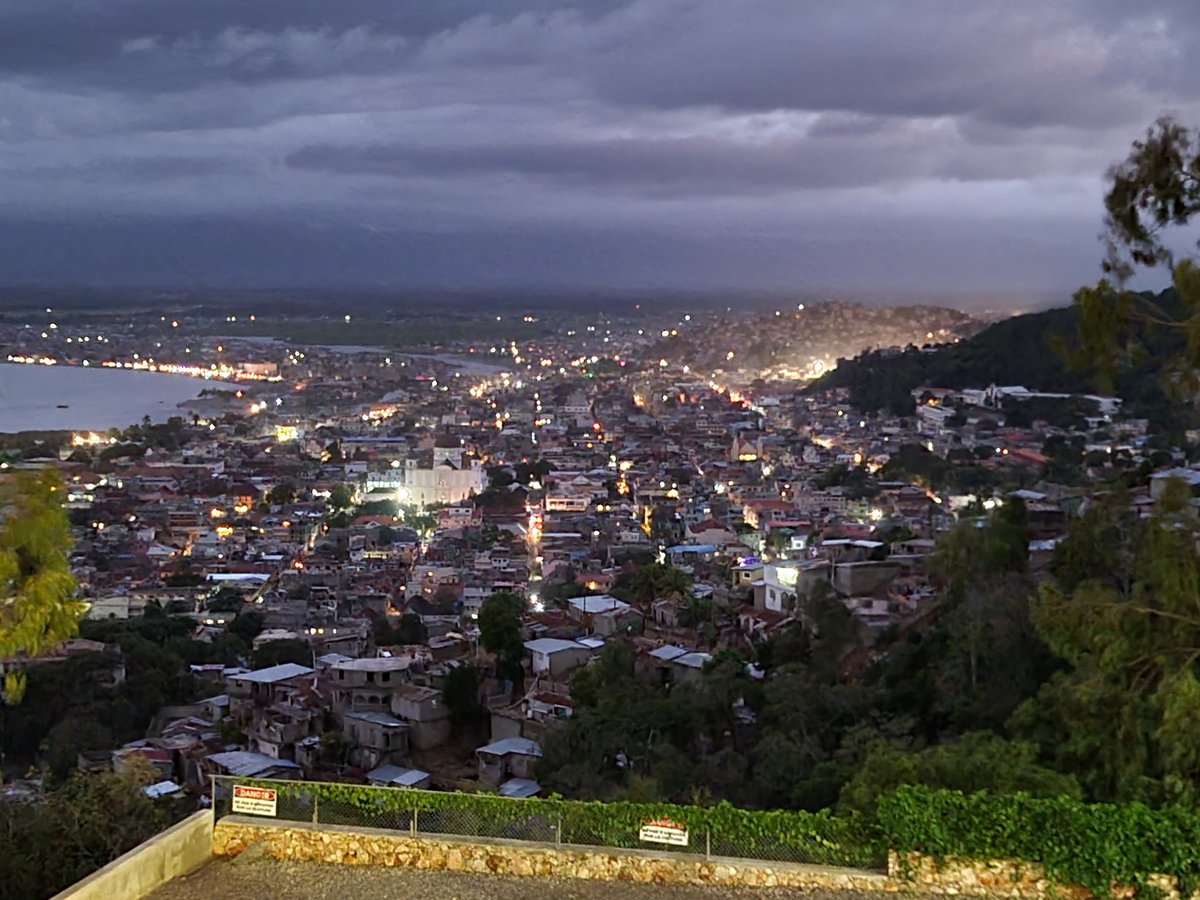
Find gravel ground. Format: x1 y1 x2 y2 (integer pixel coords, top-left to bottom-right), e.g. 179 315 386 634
147 858 902 900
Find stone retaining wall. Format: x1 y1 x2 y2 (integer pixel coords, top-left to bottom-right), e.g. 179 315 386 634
892 853 1180 900
213 817 1171 898
213 816 890 891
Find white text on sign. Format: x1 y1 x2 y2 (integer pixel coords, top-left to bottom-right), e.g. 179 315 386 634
638 818 689 847
231 785 278 817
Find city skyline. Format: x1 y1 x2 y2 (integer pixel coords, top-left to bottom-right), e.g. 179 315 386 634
2 0 1199 300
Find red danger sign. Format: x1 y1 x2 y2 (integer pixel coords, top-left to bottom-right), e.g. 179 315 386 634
232 785 277 816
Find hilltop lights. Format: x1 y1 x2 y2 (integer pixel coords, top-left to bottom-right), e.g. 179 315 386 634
71 432 116 447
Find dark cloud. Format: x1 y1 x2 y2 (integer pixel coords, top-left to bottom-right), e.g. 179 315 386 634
286 122 1105 197
0 0 1197 298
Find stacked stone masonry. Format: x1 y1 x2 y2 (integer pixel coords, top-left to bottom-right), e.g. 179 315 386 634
213 818 888 891
212 818 1180 898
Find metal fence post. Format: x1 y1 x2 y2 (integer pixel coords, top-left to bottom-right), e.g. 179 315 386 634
705 829 711 860
555 815 562 849
410 806 418 837
312 791 319 826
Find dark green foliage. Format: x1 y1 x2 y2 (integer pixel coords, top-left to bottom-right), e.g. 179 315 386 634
2 616 205 774
396 612 428 645
1048 491 1133 593
374 613 427 647
236 777 877 868
877 786 1200 899
228 610 265 645
541 643 763 805
267 481 296 505
838 733 1081 817
252 639 312 669
327 483 352 511
1014 486 1200 806
0 766 178 899
807 299 1184 429
353 498 397 518
0 468 82 703
205 587 245 613
610 563 692 605
810 306 1095 407
1100 117 1200 278
442 664 485 729
478 591 526 683
42 714 114 783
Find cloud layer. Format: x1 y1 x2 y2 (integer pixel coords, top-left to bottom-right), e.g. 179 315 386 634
0 0 1196 298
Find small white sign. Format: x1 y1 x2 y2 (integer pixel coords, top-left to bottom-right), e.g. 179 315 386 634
638 818 689 847
232 785 277 817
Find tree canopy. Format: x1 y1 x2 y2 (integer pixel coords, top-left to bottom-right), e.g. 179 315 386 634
0 469 82 704
478 591 526 683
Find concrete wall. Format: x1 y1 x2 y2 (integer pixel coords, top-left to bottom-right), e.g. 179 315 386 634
53 809 212 900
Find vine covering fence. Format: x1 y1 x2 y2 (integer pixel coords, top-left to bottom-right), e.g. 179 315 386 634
211 775 877 868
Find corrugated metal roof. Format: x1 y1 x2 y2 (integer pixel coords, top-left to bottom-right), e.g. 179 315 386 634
477 737 542 758
345 711 408 728
208 750 300 776
232 663 313 684
498 778 540 798
366 764 430 787
523 638 587 655
649 644 688 661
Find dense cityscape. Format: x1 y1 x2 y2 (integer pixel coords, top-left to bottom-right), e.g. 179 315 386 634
3 274 1197 891
10 0 1200 897
1 296 992 798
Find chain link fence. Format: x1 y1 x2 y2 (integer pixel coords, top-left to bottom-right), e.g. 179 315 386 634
211 775 874 868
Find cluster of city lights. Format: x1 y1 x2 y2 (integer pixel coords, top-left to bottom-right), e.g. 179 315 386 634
71 432 118 447
97 359 283 381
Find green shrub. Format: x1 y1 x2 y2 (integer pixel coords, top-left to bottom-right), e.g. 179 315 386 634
877 785 1200 898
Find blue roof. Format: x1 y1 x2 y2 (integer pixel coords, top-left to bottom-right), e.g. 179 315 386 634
666 544 717 554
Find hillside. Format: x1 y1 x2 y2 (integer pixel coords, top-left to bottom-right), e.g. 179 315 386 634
805 296 1184 427
650 301 983 378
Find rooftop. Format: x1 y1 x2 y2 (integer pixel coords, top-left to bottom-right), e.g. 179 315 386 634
206 751 301 777
566 595 630 614
345 711 408 728
332 657 414 672
366 764 430 786
147 857 887 900
649 644 689 662
477 737 542 758
524 638 589 655
231 663 314 684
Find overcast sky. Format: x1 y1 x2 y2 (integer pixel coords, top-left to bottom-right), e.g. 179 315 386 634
1 0 1197 302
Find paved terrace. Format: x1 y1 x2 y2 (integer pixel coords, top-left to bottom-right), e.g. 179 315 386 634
149 857 902 900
